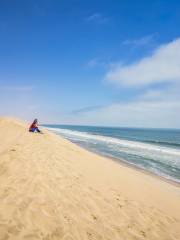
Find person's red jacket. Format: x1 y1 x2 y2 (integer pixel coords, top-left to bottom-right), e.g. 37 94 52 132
29 123 37 130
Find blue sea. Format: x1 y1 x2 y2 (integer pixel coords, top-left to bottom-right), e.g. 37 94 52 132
43 125 180 184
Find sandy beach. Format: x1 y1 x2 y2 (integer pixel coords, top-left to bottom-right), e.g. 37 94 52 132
0 117 180 240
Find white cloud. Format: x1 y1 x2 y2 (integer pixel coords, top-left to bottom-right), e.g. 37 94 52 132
86 58 106 68
140 86 180 101
87 58 101 67
65 39 180 128
60 98 180 128
106 38 180 87
86 13 108 24
122 34 155 46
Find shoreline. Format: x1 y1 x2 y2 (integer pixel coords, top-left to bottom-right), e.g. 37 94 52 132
47 131 180 188
74 141 180 187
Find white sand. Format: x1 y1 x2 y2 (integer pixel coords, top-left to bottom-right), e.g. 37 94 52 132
0 117 180 240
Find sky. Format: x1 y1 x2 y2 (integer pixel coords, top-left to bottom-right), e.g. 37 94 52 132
0 0 180 128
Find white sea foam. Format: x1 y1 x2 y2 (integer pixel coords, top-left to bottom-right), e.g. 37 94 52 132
45 126 180 182
46 127 180 158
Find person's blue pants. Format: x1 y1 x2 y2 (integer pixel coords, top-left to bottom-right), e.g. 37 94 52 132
29 127 40 132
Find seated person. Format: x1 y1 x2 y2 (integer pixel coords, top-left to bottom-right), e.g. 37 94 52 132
29 119 41 133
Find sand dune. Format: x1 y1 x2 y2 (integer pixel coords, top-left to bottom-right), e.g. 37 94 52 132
0 118 180 240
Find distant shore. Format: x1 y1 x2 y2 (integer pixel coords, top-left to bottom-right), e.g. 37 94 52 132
0 117 180 240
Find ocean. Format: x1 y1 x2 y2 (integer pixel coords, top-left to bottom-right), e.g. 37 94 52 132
43 125 180 184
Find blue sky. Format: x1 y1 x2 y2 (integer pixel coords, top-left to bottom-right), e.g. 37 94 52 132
0 0 180 127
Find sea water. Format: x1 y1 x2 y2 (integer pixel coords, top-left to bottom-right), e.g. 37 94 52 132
43 125 180 183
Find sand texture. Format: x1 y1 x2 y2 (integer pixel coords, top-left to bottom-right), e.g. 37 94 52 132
0 118 180 240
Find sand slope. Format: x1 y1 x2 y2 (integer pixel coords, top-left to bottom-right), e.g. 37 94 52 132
0 118 180 240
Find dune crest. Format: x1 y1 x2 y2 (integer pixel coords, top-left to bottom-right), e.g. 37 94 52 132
0 118 180 240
